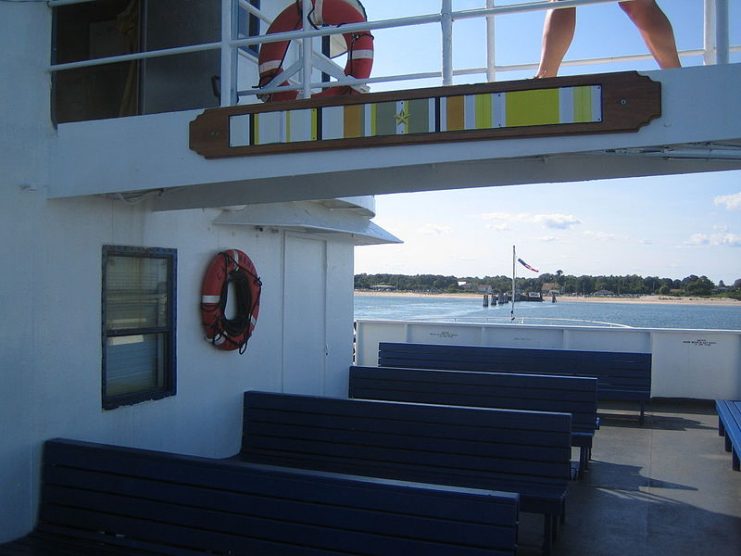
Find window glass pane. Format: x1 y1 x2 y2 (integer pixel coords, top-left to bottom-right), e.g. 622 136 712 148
105 255 169 330
52 0 220 123
105 334 165 397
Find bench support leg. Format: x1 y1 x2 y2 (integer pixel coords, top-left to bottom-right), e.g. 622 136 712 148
579 447 589 478
543 515 553 555
561 499 566 524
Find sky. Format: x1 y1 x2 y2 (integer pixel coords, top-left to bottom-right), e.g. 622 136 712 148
351 0 741 285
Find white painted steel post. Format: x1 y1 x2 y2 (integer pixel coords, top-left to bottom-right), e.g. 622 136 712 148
221 0 236 106
715 0 730 64
302 0 314 98
441 0 453 85
704 0 717 64
486 0 496 81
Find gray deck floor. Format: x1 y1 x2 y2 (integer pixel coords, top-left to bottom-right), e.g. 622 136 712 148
518 400 741 556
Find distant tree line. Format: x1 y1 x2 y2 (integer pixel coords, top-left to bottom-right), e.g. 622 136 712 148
355 272 741 299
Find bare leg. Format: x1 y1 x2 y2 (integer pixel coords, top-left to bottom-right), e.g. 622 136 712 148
619 0 681 68
535 0 576 78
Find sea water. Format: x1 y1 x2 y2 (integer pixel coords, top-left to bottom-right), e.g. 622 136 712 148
354 295 741 330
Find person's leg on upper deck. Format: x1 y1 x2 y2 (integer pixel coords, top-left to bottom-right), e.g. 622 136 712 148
535 0 680 78
618 0 681 69
535 0 575 78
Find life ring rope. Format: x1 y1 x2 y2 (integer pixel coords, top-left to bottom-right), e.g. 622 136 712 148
201 250 262 354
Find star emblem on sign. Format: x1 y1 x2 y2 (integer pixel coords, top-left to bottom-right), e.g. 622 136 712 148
394 107 410 127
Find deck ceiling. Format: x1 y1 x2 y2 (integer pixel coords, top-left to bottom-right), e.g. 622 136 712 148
48 64 741 210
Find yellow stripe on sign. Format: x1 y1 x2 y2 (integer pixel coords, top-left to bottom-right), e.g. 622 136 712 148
573 86 593 123
506 88 560 127
475 94 493 129
446 96 465 131
344 104 365 138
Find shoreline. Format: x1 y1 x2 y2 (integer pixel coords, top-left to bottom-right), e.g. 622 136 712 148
354 290 741 307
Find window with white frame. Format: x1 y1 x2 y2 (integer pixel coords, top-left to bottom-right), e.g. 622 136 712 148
102 245 176 409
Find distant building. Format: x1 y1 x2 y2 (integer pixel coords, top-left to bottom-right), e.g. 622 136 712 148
371 284 396 292
593 289 616 297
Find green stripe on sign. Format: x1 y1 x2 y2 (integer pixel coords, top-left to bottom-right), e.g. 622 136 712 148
407 98 431 134
506 88 560 127
374 102 398 136
573 86 594 123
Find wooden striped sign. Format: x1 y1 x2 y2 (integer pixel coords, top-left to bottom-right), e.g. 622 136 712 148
191 72 660 158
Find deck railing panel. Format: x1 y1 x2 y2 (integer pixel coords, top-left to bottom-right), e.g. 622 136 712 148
354 319 741 399
47 0 737 109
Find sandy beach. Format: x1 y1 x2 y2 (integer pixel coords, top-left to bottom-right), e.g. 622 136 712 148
354 290 740 306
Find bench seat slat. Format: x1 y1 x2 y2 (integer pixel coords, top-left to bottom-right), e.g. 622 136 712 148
2 439 520 556
350 366 598 433
246 392 573 432
378 344 652 416
716 400 741 470
240 391 571 526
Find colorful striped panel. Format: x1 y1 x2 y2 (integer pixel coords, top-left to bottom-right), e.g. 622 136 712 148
228 85 602 147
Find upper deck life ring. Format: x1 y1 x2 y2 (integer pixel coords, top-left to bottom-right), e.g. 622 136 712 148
201 250 262 353
258 0 373 102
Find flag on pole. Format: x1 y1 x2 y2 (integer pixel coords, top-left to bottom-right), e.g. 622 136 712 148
517 258 539 273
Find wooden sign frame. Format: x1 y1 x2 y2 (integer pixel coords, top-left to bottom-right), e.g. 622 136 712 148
190 71 660 159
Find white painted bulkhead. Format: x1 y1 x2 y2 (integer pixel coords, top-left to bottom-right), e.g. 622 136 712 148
0 1 364 541
0 189 361 541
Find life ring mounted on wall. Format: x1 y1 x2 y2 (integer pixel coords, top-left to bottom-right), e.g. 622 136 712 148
258 0 374 103
200 250 262 353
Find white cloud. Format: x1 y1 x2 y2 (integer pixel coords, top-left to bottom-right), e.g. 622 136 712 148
480 212 580 230
538 236 558 242
417 224 452 236
534 213 580 229
583 230 619 241
687 233 710 246
714 192 741 211
719 234 741 247
687 232 741 247
485 222 511 231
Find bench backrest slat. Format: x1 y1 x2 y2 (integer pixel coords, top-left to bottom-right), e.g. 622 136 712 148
241 391 571 512
38 439 518 555
379 342 651 399
349 365 598 434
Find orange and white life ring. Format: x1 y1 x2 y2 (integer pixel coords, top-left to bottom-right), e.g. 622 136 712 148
258 0 373 102
200 250 261 353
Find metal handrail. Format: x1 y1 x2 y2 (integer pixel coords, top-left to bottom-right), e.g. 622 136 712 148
47 0 735 107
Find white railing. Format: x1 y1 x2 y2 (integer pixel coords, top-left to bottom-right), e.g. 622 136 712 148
353 319 741 399
48 0 737 109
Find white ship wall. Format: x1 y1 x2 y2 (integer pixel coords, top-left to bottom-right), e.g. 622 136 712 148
0 2 356 541
0 191 358 543
354 320 741 400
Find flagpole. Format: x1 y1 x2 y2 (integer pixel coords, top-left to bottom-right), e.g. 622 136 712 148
511 245 516 321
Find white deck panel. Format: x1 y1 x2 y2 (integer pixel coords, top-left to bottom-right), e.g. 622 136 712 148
47 65 741 209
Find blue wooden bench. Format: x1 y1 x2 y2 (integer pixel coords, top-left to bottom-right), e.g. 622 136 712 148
0 438 519 556
238 390 572 554
379 342 652 423
716 400 741 471
349 365 599 478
